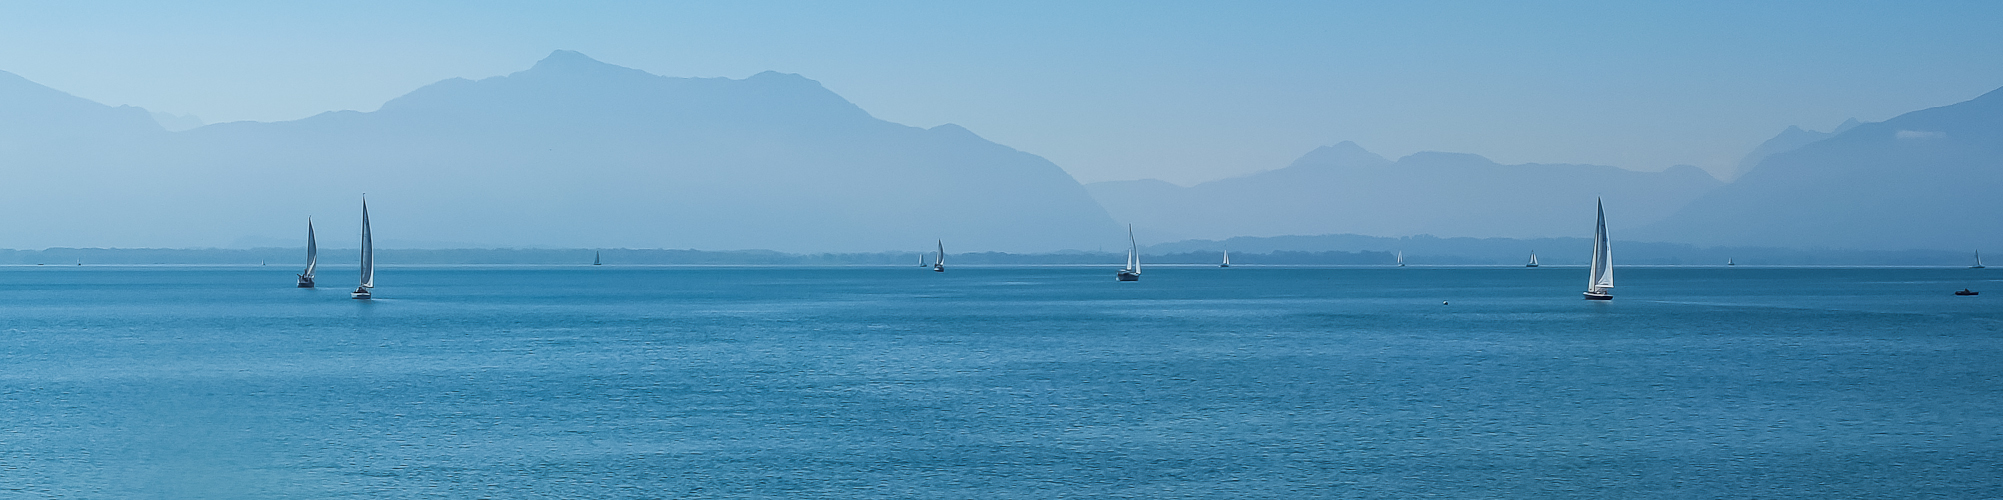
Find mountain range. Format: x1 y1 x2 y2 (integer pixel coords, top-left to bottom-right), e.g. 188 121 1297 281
0 51 1997 253
1640 87 2003 251
0 51 1120 252
1086 143 1722 243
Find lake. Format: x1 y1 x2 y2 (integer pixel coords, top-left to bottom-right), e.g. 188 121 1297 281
1 265 1998 498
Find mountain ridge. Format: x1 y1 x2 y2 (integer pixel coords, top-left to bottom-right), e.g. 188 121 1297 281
1639 85 2003 250
1086 143 1721 244
0 51 1124 252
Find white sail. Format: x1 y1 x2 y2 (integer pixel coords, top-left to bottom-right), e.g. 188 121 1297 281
1528 251 1538 266
1588 198 1613 292
1977 251 1985 268
303 218 317 278
935 240 945 267
1222 249 1230 266
359 199 374 289
1127 225 1141 274
1396 251 1404 266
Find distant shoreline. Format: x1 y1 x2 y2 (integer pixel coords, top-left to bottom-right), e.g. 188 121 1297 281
0 244 1978 267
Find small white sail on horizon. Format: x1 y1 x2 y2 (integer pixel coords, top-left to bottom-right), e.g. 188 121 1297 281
1527 251 1539 268
1585 198 1614 300
1396 251 1405 267
1221 249 1231 268
1975 250 1986 269
933 240 946 272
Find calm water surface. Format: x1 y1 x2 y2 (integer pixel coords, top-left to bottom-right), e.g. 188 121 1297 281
1 265 1999 498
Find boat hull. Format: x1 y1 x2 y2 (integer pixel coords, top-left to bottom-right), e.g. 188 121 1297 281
351 287 372 299
297 276 314 288
933 265 945 272
1584 291 1612 300
1956 290 1979 296
1116 272 1140 281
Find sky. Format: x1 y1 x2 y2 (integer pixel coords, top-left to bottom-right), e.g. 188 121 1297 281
1 1 1999 185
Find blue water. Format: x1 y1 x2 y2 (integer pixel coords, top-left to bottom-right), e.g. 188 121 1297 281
1 265 1999 498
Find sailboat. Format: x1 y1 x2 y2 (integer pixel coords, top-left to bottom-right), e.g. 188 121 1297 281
933 241 946 272
1728 258 1736 266
352 198 375 300
594 251 602 266
919 254 928 267
1220 249 1231 268
1113 227 1145 282
1973 251 1985 269
1584 198 1614 300
1396 251 1405 267
1527 251 1539 268
297 217 317 288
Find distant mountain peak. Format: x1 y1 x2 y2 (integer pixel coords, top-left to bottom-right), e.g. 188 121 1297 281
1833 118 1862 133
1288 141 1392 170
535 49 604 68
520 50 650 80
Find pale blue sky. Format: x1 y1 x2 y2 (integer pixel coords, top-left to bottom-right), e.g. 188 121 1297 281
2 1 1999 184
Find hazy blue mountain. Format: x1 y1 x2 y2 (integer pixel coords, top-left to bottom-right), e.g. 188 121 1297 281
1640 86 2003 251
1728 118 1860 180
1086 142 1721 243
0 51 1121 252
0 70 161 149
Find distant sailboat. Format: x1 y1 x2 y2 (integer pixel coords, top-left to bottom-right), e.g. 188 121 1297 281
1973 251 1985 269
594 251 602 266
1396 251 1405 267
1727 258 1736 266
1584 198 1614 300
1527 251 1539 268
1117 225 1141 281
919 253 928 267
352 198 374 300
297 217 317 288
933 241 946 272
1220 249 1231 268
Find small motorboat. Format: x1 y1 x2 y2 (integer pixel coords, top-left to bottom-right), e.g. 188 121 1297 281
1955 289 1979 296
